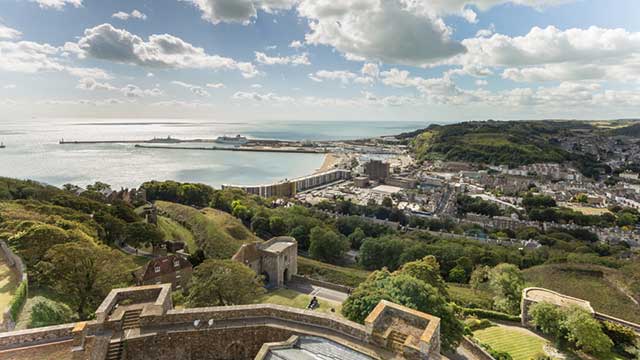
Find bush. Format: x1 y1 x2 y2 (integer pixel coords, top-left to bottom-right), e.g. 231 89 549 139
457 305 521 322
602 321 636 347
9 279 28 320
29 299 75 328
465 317 494 331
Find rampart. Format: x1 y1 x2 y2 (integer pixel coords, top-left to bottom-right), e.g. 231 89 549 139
0 284 442 359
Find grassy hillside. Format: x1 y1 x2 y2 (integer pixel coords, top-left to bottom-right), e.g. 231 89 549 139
412 121 576 166
155 201 259 259
523 263 640 323
157 216 197 253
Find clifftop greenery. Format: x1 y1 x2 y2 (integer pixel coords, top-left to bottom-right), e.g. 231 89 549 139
406 120 611 176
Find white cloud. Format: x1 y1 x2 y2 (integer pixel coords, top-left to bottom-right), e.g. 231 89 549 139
206 82 226 88
0 40 63 73
76 77 116 91
121 84 163 98
361 63 379 78
475 79 488 86
250 83 262 88
255 51 310 66
0 25 22 40
65 66 112 79
460 26 640 82
39 98 125 106
297 0 465 66
147 72 154 77
3 84 17 89
75 23 258 78
181 0 297 25
171 81 210 97
31 0 82 10
309 70 357 84
112 10 148 21
232 91 293 102
289 40 303 49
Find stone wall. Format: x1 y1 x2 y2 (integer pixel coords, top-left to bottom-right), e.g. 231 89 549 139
0 323 76 349
291 274 353 294
460 337 495 360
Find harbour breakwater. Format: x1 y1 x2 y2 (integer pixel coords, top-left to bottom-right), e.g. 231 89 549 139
133 144 329 154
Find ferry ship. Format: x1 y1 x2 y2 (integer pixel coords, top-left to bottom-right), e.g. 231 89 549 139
214 135 248 145
0 142 5 149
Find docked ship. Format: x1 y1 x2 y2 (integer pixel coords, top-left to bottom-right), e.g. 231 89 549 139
0 142 5 149
214 135 248 145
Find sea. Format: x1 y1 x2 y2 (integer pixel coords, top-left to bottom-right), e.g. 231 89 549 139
0 118 427 189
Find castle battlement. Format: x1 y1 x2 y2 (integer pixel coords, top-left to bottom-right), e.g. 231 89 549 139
0 284 441 360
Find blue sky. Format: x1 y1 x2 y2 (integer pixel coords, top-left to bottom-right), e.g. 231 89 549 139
0 0 639 121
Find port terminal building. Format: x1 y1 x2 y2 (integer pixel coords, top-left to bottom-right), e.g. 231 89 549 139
223 169 351 198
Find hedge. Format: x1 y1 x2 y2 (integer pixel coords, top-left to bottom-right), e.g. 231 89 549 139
9 279 28 320
456 305 521 322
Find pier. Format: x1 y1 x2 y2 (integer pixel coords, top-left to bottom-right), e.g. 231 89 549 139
133 144 328 154
58 136 214 145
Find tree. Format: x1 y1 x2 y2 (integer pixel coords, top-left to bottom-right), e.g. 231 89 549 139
289 225 309 250
94 211 126 243
470 265 491 290
359 236 408 271
528 301 565 338
250 216 271 238
308 226 349 264
381 197 393 208
448 266 467 283
399 256 448 298
562 306 612 357
38 241 134 319
124 222 164 248
488 263 524 314
231 201 253 223
269 216 287 236
8 224 72 269
186 259 265 307
342 269 464 352
347 227 366 249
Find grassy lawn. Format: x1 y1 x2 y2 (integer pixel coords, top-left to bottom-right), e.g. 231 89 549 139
254 288 342 316
524 264 640 323
474 326 547 360
0 257 19 321
561 203 611 216
157 216 198 253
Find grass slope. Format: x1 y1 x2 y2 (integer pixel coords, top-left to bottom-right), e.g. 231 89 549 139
155 201 259 259
473 325 547 360
523 263 640 323
157 216 197 253
297 257 370 288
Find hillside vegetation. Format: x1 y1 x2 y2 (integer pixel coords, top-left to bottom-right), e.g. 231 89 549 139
523 263 640 323
156 216 197 253
155 201 259 259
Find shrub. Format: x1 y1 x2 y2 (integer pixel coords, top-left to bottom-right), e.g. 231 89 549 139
9 279 28 320
29 299 75 328
465 317 494 331
457 305 521 322
602 321 636 347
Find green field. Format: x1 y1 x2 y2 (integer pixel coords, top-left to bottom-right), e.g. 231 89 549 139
254 288 342 316
524 264 640 323
474 325 547 360
155 201 260 259
157 216 197 253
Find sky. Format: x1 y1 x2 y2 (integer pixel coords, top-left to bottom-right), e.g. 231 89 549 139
0 0 639 122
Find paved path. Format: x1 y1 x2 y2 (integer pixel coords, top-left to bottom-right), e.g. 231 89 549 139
287 281 349 303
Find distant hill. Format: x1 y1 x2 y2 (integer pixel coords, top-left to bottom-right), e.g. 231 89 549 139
612 123 640 137
523 263 640 324
155 201 260 259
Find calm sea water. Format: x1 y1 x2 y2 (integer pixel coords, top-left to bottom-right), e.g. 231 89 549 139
0 118 426 189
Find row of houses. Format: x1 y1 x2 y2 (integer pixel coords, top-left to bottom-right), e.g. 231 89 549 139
223 169 352 198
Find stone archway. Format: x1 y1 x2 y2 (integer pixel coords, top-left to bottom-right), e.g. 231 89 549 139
226 341 247 359
283 268 289 284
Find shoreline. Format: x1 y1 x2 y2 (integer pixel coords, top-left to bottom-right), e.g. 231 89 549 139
316 153 344 173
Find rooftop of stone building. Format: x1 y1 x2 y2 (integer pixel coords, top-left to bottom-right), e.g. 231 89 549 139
263 241 295 254
260 335 374 360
